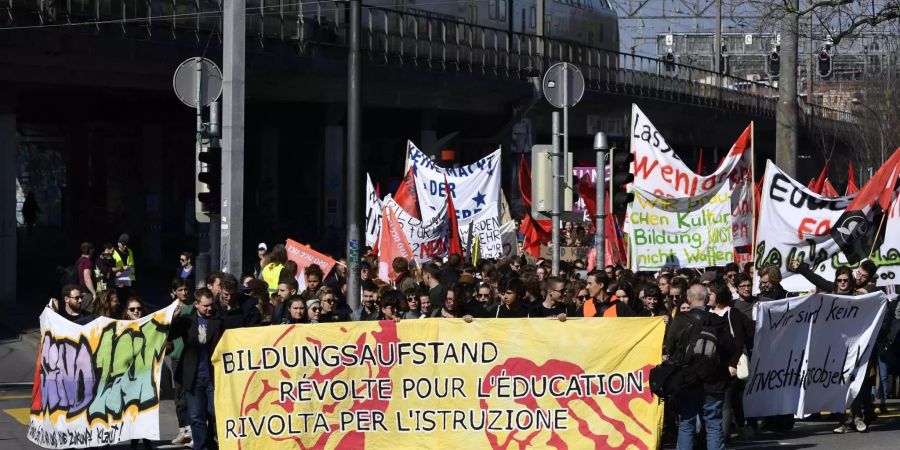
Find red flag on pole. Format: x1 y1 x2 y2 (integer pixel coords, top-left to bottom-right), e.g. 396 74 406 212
577 175 627 266
517 156 551 258
444 176 464 257
377 206 415 281
821 179 839 197
393 167 421 219
846 162 859 195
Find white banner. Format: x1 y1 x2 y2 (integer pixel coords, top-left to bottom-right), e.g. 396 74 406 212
406 141 501 225
629 183 734 270
875 193 900 286
629 104 753 246
743 292 887 418
500 220 518 258
29 303 178 448
383 195 449 263
458 203 503 259
755 161 857 292
365 174 383 248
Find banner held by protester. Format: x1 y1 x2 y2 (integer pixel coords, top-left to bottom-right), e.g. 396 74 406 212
28 303 178 449
212 318 665 450
743 292 887 418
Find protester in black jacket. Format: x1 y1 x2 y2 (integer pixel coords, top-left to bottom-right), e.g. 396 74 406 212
758 265 789 299
663 284 735 450
219 278 261 328
169 288 225 450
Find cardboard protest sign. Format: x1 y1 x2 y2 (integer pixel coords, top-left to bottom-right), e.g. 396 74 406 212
499 220 518 259
212 318 665 450
28 303 178 448
457 203 503 259
743 292 887 418
628 183 734 270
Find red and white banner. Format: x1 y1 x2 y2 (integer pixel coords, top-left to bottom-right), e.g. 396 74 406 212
629 104 753 247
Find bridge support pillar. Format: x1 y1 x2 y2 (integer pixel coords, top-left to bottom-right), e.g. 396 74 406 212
0 91 16 305
141 123 164 265
324 105 345 252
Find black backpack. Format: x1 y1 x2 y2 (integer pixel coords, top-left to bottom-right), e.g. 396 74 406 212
650 310 725 399
649 360 687 398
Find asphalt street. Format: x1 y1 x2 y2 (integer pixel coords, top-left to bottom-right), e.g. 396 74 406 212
2 324 899 450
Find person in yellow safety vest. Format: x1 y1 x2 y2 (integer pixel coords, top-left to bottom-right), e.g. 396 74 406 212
261 243 288 294
113 233 136 286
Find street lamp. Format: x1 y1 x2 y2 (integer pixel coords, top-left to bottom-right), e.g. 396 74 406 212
850 97 885 166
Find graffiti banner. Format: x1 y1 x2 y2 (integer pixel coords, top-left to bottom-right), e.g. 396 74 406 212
212 318 665 450
743 292 886 418
28 302 178 449
406 141 501 225
754 161 857 292
629 183 734 270
629 104 753 246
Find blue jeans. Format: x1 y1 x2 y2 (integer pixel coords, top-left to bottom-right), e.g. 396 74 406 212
187 376 216 450
676 388 725 450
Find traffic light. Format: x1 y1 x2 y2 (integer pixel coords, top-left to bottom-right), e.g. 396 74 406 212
719 43 729 75
664 51 676 73
197 144 221 214
766 46 780 77
817 48 833 78
609 148 635 215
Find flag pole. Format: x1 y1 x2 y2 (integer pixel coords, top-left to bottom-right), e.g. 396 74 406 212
868 213 888 258
750 122 757 260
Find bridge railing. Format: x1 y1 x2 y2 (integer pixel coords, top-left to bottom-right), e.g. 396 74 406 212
6 0 854 123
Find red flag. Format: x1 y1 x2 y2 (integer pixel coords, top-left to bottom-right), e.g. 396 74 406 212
846 162 859 195
830 147 900 263
378 206 415 281
393 167 421 219
518 156 551 257
445 177 464 257
577 175 627 265
696 147 705 175
821 179 839 197
810 161 830 194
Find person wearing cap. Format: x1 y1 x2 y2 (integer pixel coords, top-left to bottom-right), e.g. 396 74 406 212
253 243 268 279
113 233 136 291
306 298 323 324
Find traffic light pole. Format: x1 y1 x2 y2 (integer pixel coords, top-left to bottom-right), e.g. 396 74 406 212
194 59 209 289
551 111 561 276
594 133 607 269
222 0 246 275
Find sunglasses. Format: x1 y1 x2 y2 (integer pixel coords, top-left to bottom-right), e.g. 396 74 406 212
128 307 143 312
836 278 851 283
179 258 188 262
310 307 321 312
68 295 84 300
323 299 335 303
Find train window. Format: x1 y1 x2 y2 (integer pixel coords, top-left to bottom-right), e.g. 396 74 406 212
499 0 506 21
530 6 536 29
489 0 496 20
521 8 525 31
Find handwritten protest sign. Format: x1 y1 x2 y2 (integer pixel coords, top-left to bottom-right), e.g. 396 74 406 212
743 292 886 418
28 303 178 449
628 183 734 270
365 174 383 248
629 104 753 246
212 318 665 450
754 161 856 292
285 239 337 290
875 193 900 286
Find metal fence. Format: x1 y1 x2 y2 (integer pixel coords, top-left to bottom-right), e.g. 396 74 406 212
6 0 855 123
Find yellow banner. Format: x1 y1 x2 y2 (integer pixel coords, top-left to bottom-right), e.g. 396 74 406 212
212 318 665 450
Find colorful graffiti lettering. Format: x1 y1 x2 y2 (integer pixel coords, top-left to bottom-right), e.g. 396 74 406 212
33 317 169 422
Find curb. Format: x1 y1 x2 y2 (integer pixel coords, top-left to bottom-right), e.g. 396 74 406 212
0 382 33 389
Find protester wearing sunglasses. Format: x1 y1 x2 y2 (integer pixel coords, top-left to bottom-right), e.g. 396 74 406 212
52 284 95 325
122 296 147 321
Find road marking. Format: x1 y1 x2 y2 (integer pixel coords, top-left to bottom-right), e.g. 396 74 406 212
0 395 31 400
4 407 30 425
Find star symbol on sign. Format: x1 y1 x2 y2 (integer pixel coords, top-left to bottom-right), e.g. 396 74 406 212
488 168 495 177
472 191 486 207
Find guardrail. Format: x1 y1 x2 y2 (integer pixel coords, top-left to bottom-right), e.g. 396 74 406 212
5 0 855 123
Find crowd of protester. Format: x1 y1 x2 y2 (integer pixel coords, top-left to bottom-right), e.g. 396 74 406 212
48 227 900 450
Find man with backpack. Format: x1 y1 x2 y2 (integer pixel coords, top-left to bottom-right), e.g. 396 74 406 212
663 284 736 450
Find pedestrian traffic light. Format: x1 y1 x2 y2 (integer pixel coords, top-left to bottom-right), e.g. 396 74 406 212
609 148 634 215
767 46 780 77
817 48 833 78
197 144 221 214
664 51 676 73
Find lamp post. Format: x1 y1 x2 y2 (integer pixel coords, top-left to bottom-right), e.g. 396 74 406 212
851 97 885 167
593 132 608 269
